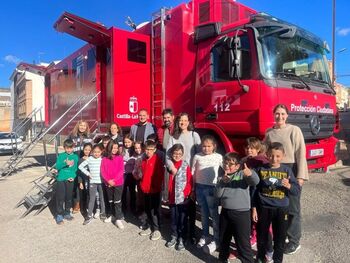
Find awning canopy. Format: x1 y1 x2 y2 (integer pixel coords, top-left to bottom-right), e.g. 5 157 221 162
54 12 111 46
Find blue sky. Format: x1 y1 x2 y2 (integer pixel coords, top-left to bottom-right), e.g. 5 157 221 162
0 0 349 88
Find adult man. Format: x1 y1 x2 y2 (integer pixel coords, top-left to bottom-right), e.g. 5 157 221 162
156 109 175 203
157 108 175 150
130 109 156 143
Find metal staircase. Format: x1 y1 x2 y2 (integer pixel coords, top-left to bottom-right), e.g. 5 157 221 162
151 7 170 127
15 166 57 218
14 91 101 217
1 106 45 177
1 91 101 179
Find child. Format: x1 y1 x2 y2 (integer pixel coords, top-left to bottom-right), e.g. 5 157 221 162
54 139 79 225
243 137 272 261
132 141 147 228
165 144 193 251
216 152 259 263
101 140 125 229
137 140 164 241
191 135 223 254
79 144 106 225
132 141 144 181
69 120 93 213
122 134 137 214
101 135 111 156
76 143 92 217
243 137 269 169
253 142 300 263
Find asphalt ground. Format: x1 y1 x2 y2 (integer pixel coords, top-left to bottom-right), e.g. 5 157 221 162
0 143 350 263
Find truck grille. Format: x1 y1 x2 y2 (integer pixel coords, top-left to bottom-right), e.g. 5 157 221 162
287 113 335 140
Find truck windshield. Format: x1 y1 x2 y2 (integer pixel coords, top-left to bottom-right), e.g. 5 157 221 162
257 26 331 89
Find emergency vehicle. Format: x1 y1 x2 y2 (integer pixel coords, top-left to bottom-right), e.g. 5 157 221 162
46 0 338 171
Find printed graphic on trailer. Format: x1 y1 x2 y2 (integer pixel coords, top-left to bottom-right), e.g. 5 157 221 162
290 103 334 114
212 90 240 112
116 96 139 119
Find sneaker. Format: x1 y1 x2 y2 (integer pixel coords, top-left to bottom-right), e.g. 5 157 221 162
55 215 64 225
93 209 100 219
176 238 185 251
196 236 208 248
165 236 177 248
83 217 93 225
229 250 238 260
284 243 301 255
115 220 124 229
139 223 149 230
150 230 162 241
72 203 80 214
203 241 217 255
139 228 152 236
104 216 112 223
100 213 107 221
265 251 273 262
64 214 74 221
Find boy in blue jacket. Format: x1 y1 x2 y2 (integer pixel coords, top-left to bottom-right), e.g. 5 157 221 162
252 142 300 263
55 139 79 225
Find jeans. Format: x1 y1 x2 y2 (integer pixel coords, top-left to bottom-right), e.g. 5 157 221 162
196 183 219 243
106 185 123 220
170 204 188 239
256 206 289 263
55 180 74 216
284 163 302 246
219 209 254 263
88 183 105 217
186 198 197 239
287 189 302 246
144 192 161 231
122 173 136 213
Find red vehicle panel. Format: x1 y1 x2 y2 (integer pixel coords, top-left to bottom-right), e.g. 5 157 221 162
46 0 338 171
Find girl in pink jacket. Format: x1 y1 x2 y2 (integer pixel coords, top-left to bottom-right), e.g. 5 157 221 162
101 140 125 229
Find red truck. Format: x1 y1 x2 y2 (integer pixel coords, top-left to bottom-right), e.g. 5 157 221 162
46 0 339 171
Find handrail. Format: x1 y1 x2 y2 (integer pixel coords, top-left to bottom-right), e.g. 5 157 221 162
0 91 100 179
90 120 100 134
12 106 43 135
47 91 101 144
37 92 100 143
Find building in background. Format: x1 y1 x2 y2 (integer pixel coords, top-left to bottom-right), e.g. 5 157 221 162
328 60 349 110
9 63 48 138
0 88 11 132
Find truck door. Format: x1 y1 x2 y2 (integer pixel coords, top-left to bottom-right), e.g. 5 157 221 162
195 29 260 137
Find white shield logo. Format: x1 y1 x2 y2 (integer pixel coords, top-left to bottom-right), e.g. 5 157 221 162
129 96 138 113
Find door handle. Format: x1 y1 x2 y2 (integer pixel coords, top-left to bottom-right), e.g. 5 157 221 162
206 113 217 120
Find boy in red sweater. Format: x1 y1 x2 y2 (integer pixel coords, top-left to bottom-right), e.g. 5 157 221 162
138 140 165 241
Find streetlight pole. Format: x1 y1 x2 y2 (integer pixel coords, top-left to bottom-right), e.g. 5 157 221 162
332 0 336 87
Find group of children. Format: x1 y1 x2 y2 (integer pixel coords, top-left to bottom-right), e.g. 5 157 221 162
55 127 299 263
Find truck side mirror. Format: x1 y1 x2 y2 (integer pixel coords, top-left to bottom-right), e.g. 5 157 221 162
232 36 242 78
